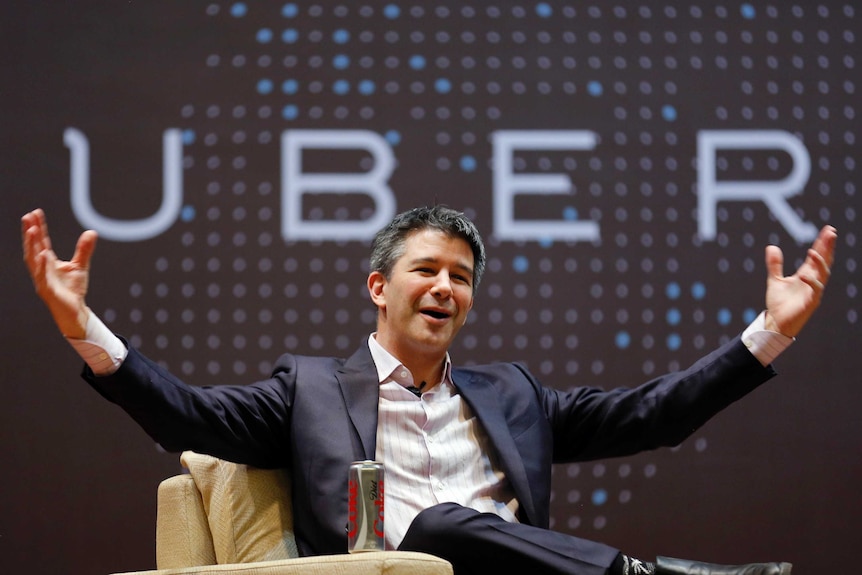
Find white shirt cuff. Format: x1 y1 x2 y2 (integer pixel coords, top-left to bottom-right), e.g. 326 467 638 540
66 312 128 376
741 310 795 367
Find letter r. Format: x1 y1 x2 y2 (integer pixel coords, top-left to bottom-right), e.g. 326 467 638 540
697 130 818 242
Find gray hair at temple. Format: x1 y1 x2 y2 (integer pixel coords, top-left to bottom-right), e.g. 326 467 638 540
369 205 487 294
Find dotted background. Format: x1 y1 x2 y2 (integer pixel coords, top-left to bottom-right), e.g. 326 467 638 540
2 2 858 573
123 0 856 533
102 1 857 535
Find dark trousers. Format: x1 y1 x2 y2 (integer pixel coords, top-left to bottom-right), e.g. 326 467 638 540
399 502 620 575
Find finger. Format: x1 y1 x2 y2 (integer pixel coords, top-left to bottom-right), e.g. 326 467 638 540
22 210 56 273
21 209 51 255
806 247 831 279
765 244 784 279
22 215 35 260
21 211 40 256
22 227 40 279
810 225 837 269
799 274 825 296
22 225 48 278
71 230 98 269
21 210 35 241
32 208 52 252
22 228 52 289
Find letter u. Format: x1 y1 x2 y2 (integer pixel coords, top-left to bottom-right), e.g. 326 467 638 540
64 128 183 241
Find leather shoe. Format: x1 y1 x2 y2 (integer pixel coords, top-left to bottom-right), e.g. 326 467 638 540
656 556 792 575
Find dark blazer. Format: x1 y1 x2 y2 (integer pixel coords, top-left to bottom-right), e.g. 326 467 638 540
85 335 776 557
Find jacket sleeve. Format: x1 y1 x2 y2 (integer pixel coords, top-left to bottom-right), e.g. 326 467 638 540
82 344 299 469
540 336 778 463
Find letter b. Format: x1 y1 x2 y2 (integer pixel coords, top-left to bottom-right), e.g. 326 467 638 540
281 130 396 241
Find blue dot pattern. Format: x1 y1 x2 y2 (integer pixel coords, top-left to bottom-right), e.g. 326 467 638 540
137 2 857 539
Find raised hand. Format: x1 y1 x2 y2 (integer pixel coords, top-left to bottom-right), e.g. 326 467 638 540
764 225 837 338
22 209 98 339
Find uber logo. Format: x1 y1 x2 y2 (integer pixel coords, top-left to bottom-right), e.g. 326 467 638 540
64 128 819 244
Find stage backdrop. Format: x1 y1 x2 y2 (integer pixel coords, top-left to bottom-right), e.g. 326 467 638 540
1 2 859 574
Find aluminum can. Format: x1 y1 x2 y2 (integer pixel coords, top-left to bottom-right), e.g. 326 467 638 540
347 460 385 552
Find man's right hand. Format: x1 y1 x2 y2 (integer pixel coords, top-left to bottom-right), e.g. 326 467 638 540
22 209 97 340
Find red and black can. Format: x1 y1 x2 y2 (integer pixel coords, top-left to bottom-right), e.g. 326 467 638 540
347 460 385 552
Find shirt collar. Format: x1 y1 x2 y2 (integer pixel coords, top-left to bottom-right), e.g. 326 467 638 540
367 333 453 388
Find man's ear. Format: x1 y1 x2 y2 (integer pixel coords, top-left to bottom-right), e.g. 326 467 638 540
367 271 387 308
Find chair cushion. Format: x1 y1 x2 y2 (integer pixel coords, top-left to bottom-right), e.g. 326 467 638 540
181 451 299 564
113 550 454 575
156 474 217 568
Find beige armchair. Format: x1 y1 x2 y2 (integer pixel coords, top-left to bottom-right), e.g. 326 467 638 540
113 451 452 575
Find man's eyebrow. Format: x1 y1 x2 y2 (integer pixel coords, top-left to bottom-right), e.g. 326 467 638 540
408 256 474 277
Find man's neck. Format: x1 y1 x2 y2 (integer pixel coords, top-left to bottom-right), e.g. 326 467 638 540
370 334 447 391
409 362 445 392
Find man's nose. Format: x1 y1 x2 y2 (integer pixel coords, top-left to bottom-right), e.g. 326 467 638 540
431 273 453 299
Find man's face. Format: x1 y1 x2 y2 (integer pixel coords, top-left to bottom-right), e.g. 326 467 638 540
368 229 475 363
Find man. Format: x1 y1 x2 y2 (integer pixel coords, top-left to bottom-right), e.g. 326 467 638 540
22 206 836 575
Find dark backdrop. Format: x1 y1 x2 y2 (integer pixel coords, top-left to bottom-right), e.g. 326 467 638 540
2 2 859 574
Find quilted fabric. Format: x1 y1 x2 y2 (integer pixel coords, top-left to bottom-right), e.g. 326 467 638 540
118 550 453 575
156 474 217 568
180 451 299 564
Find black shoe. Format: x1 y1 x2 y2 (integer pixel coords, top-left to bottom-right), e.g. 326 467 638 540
656 556 792 575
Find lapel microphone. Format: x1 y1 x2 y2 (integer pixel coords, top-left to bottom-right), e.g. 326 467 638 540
407 381 427 397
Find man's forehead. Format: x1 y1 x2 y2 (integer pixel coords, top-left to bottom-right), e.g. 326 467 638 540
401 230 475 267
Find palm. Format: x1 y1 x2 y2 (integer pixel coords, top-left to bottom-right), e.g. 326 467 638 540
763 226 836 338
42 253 91 312
22 210 97 339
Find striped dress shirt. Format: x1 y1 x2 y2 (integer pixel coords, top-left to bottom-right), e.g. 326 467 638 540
367 334 520 549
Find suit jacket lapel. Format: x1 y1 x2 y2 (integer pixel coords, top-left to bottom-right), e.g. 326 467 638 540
334 345 540 525
452 369 539 526
335 342 380 461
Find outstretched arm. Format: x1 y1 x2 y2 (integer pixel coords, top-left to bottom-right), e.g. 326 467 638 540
22 209 98 339
763 225 837 338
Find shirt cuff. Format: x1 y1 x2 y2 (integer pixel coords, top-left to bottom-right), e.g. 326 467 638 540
741 310 795 367
66 312 128 376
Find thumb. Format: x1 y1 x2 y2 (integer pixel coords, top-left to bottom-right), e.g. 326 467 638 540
765 245 784 280
71 230 98 269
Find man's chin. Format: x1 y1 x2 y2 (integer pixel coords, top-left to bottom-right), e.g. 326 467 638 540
412 330 458 353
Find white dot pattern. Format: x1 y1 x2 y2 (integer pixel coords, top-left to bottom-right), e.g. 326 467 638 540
108 2 859 536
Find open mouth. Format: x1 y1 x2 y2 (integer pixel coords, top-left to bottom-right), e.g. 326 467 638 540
421 309 451 320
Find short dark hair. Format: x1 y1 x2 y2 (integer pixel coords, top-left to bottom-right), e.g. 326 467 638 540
370 205 486 292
